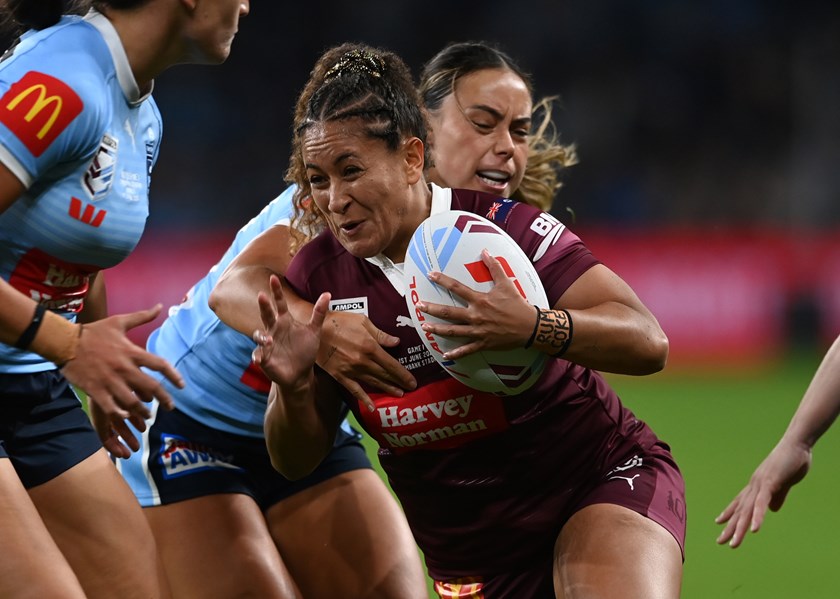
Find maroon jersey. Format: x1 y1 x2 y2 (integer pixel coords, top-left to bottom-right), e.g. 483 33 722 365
285 185 672 579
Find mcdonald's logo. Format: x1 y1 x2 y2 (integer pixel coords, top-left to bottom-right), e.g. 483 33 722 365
69 196 107 227
0 71 83 157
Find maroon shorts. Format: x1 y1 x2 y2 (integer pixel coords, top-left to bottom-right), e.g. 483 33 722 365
430 443 686 599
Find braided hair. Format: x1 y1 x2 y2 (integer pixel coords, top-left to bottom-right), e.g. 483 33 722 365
287 43 428 249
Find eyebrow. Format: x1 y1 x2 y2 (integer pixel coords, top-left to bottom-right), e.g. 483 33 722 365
305 151 357 170
468 104 531 124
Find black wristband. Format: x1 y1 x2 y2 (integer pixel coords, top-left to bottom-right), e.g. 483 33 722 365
552 308 574 357
15 304 47 350
524 305 541 349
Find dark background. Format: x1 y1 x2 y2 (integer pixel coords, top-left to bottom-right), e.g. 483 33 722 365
147 0 840 233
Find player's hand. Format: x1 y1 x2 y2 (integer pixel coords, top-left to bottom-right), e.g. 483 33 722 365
61 305 182 423
88 400 147 459
317 310 416 412
416 249 536 360
715 438 812 548
252 275 326 389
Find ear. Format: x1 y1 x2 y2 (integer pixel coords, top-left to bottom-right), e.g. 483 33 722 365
403 137 425 185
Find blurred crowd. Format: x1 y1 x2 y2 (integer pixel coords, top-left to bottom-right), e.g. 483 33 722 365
145 0 840 231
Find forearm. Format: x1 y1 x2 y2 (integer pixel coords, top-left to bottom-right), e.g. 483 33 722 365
264 372 339 479
0 279 80 365
210 264 276 335
533 301 668 375
781 336 840 449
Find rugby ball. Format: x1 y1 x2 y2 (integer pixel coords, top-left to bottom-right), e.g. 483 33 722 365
404 209 549 395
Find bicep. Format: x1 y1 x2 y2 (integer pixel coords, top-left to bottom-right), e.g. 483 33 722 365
555 263 653 316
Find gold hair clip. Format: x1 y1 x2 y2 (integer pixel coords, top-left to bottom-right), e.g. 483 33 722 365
324 49 385 81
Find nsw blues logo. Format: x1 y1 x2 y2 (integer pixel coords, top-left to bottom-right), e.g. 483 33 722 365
82 134 117 201
158 434 241 479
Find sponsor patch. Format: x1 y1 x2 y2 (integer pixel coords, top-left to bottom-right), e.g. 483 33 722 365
0 71 83 157
158 434 241 479
360 377 509 452
8 248 95 313
329 296 368 315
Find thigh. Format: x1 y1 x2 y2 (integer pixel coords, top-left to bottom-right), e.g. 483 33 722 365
553 503 683 599
145 494 300 599
28 448 169 599
0 458 87 599
267 469 428 599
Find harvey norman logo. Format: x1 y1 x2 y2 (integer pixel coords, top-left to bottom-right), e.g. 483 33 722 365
329 296 368 316
363 378 510 452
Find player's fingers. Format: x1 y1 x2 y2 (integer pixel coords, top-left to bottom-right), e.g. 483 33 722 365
269 274 289 313
442 341 481 361
103 435 131 460
369 321 400 348
112 418 140 453
119 304 164 330
355 373 406 398
373 354 416 391
427 270 474 302
257 291 278 329
715 499 738 524
87 393 130 421
309 292 331 329
481 249 511 283
416 300 468 324
341 378 375 412
134 352 184 390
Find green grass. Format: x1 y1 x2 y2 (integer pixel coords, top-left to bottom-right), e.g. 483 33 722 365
352 350 840 598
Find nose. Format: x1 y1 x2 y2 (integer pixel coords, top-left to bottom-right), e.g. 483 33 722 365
493 128 515 158
327 183 351 214
239 2 250 16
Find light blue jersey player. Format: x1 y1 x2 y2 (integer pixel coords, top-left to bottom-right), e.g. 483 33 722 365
118 185 369 505
0 11 160 373
115 185 425 598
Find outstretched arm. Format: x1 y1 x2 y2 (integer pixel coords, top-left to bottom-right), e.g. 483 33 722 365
253 275 344 479
210 223 416 408
716 335 840 548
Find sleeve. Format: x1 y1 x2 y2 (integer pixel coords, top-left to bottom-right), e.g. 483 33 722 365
503 202 601 305
0 40 105 187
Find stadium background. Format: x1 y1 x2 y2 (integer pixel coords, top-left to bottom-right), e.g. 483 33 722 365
95 1 839 597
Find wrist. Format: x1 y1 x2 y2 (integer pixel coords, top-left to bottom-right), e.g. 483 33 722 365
30 309 82 367
532 308 574 357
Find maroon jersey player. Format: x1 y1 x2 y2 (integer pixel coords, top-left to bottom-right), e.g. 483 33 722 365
255 43 686 599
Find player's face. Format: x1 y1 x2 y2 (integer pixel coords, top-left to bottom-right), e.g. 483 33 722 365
184 0 250 64
302 120 423 261
426 68 531 199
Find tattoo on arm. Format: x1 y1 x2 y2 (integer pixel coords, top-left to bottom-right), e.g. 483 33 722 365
535 308 574 357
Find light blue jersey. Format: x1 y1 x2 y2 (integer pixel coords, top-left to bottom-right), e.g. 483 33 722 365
0 11 162 373
145 187 298 437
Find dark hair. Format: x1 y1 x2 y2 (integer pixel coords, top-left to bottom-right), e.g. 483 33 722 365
419 41 577 212
1 0 142 35
288 42 428 246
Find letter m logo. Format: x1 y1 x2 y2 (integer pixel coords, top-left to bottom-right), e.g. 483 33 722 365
0 71 83 157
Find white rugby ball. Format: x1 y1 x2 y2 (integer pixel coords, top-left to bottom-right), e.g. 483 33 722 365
404 209 549 395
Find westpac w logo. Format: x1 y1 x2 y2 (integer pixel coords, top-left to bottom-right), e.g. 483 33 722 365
68 197 107 227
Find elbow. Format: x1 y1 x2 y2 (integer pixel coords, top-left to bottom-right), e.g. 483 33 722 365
207 285 223 315
641 330 669 374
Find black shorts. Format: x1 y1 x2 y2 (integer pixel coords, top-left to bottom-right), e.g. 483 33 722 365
119 405 372 511
0 370 102 488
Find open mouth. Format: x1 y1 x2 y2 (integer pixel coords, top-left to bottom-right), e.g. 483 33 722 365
476 170 512 188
